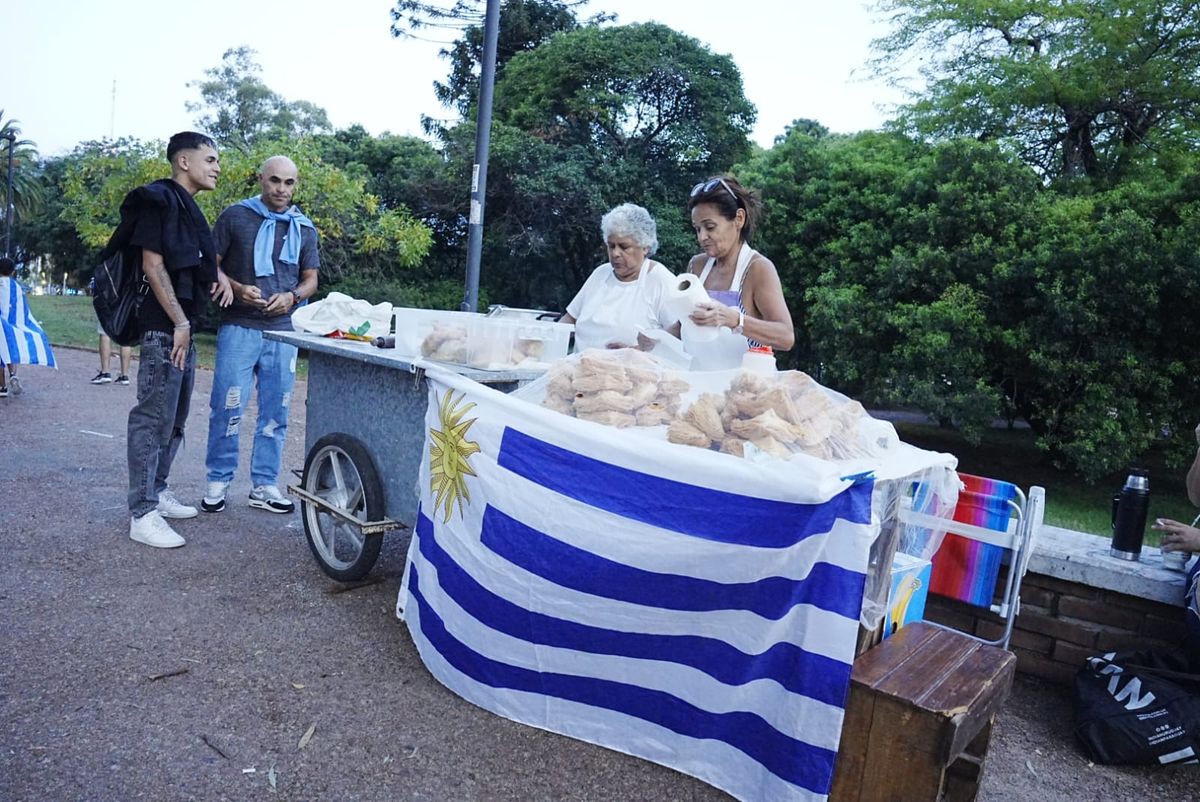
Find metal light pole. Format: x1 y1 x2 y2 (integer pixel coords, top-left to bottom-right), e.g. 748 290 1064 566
3 130 15 258
461 0 501 313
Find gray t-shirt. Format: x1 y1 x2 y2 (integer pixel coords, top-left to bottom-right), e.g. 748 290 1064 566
213 203 321 331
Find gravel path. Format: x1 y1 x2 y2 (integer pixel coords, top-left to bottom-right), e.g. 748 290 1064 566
1 346 1195 801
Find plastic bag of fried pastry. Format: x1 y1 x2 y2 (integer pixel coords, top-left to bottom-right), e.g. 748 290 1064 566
512 349 901 463
512 348 691 433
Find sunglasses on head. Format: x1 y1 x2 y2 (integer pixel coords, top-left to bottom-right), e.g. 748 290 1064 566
690 177 738 203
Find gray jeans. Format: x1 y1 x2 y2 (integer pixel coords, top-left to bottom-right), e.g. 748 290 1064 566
127 331 195 517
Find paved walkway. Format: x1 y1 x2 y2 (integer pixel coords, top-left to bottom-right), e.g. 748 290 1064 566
1 346 1195 801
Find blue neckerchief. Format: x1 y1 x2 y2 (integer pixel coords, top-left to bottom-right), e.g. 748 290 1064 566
238 196 315 277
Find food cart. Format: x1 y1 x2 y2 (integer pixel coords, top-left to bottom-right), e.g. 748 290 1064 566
264 329 546 580
267 328 1016 802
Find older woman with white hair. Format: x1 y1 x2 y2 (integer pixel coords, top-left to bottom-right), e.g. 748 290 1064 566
560 203 677 351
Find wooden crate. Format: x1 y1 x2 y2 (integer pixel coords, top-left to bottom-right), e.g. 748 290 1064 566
831 622 1017 802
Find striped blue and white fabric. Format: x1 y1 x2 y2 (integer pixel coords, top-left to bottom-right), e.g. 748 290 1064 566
0 277 56 368
398 365 924 802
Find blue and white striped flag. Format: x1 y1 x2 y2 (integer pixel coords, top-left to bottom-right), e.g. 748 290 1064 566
0 277 56 368
399 365 939 802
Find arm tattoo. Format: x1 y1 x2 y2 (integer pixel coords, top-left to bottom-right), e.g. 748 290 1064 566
150 262 186 326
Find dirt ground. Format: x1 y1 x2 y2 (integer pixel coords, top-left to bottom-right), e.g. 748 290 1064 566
2 346 1197 801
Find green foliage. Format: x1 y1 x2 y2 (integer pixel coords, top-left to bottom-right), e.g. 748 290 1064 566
58 138 166 249
871 0 1200 179
744 119 1200 481
459 22 755 305
391 0 598 136
54 137 432 295
187 46 332 150
1 111 46 235
494 22 754 183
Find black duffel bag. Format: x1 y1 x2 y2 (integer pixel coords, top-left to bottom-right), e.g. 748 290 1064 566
1073 648 1200 765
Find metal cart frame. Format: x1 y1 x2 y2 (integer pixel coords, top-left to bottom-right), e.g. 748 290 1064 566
265 331 543 580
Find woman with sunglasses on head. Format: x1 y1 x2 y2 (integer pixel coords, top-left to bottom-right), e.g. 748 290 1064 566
561 203 678 351
681 175 794 369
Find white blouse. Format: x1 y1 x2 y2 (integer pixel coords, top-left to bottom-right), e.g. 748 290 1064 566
566 260 677 352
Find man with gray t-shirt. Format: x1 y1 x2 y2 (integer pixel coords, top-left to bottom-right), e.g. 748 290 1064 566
201 155 319 515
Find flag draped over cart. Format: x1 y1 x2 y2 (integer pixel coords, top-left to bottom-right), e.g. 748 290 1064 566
398 364 947 802
0 277 56 368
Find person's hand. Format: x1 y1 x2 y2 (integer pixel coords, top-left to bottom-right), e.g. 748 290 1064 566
211 273 234 308
171 325 190 370
262 291 294 316
1152 518 1200 553
236 283 268 308
689 300 737 329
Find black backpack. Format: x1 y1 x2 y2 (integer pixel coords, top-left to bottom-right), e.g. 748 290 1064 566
92 248 148 347
1074 648 1200 765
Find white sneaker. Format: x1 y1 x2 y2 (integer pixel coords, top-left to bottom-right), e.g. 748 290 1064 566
130 510 186 549
157 489 198 519
249 484 295 514
8 376 21 396
201 480 229 513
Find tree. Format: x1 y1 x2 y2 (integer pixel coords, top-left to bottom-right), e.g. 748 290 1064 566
391 0 602 136
871 1 1200 180
0 111 45 234
55 137 432 297
188 47 332 149
743 129 1044 443
464 22 754 305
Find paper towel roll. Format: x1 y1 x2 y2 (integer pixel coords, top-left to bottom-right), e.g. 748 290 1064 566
668 274 720 343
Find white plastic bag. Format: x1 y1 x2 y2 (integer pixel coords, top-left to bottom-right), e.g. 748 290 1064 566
291 292 393 338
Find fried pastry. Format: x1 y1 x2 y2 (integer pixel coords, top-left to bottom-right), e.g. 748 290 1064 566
684 394 726 441
667 419 711 448
576 409 636 428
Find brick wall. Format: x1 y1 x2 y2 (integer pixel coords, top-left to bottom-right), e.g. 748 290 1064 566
924 571 1188 684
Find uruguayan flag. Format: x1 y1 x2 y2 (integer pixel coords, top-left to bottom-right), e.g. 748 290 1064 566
0 277 56 368
398 365 946 802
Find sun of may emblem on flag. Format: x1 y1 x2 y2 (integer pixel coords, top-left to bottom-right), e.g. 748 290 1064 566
428 389 481 522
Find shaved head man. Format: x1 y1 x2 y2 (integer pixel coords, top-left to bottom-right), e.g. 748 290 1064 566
201 154 321 515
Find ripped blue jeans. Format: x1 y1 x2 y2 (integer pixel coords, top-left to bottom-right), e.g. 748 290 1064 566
127 331 195 517
204 325 297 489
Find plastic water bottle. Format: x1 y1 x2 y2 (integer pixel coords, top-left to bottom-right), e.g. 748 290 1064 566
741 346 776 373
1110 469 1150 561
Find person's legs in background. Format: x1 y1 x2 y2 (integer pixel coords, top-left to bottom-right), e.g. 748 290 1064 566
117 344 133 385
93 329 114 384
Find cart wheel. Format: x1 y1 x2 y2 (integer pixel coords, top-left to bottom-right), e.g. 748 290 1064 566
301 433 385 581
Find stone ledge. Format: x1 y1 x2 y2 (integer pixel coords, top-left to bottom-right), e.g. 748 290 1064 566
1028 524 1190 607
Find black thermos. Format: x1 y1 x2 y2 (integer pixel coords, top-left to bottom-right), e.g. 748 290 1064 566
1110 468 1150 561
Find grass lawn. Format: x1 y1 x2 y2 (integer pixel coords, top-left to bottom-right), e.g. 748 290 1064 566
895 420 1195 543
28 297 1191 542
28 295 306 378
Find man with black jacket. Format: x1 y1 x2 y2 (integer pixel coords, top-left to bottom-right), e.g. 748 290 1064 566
118 131 230 548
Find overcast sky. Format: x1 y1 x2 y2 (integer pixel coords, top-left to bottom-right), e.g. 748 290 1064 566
7 0 906 156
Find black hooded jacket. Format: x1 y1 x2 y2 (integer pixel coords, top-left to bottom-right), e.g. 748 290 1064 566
101 178 217 331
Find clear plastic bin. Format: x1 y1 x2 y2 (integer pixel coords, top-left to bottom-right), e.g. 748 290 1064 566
465 316 572 370
393 307 478 358
393 306 572 369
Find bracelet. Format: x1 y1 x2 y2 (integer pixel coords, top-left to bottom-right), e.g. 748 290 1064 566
174 321 191 329
734 310 745 335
